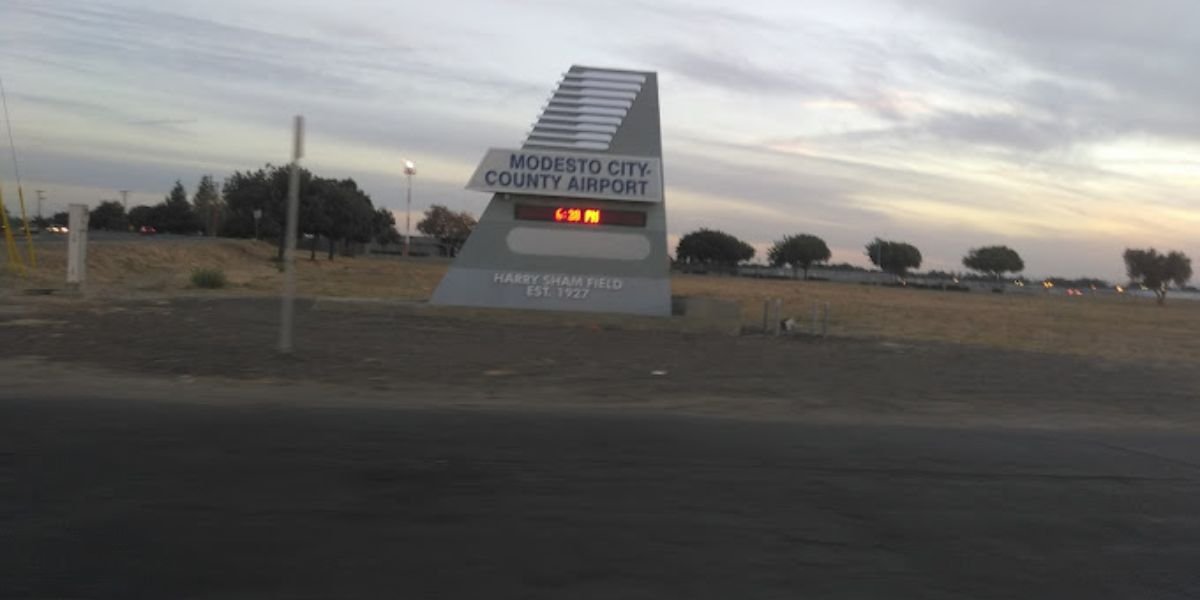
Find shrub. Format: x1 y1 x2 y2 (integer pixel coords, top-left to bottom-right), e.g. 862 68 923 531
191 267 227 289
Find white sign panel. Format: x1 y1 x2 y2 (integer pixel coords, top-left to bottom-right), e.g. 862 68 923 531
467 148 663 203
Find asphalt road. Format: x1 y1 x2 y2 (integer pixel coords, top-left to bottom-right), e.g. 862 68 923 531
3 392 1199 599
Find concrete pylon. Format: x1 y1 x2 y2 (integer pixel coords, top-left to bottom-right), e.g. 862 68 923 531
431 66 669 316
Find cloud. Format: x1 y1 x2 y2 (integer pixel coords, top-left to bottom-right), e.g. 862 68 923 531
627 0 793 31
9 3 371 94
646 45 836 96
3 0 542 110
6 92 121 120
128 118 198 127
903 0 1200 143
918 110 1111 153
904 0 1198 49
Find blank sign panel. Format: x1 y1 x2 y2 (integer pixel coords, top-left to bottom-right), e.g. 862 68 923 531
506 227 651 260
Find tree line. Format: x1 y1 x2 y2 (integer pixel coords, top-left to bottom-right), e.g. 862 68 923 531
675 228 1193 304
221 166 392 260
73 165 480 260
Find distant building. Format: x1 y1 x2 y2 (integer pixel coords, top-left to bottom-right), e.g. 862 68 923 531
366 235 444 257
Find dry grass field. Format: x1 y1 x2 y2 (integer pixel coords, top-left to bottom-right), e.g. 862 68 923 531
5 238 1198 364
2 238 445 301
674 275 1200 364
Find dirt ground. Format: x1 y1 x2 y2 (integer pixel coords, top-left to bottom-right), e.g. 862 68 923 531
2 295 1198 430
2 236 446 300
6 237 1198 364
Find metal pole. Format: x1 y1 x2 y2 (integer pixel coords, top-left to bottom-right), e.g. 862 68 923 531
773 298 782 336
404 172 412 257
279 115 304 354
35 190 44 219
879 238 888 283
66 204 87 285
119 189 129 231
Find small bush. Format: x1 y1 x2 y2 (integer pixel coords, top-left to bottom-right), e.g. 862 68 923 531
191 268 227 289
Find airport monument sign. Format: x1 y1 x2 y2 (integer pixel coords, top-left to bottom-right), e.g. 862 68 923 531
432 65 670 316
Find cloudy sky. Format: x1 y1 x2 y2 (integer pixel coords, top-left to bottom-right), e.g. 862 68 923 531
2 0 1198 279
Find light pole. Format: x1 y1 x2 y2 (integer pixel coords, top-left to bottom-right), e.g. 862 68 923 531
403 159 416 257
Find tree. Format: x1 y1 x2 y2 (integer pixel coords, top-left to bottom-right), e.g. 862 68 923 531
865 238 922 278
221 165 378 260
222 165 309 259
316 177 376 259
158 180 202 234
223 166 272 238
372 208 401 248
675 229 755 268
50 211 69 226
768 233 831 279
193 175 223 236
300 191 329 260
127 205 155 229
89 200 128 231
962 245 1025 280
1123 248 1192 305
417 204 477 257
221 167 279 240
335 179 376 246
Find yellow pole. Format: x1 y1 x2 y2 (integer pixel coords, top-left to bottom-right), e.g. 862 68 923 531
16 185 34 267
0 181 24 272
0 76 29 270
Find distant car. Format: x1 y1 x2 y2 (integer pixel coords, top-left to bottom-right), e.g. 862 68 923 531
139 225 157 235
46 225 69 234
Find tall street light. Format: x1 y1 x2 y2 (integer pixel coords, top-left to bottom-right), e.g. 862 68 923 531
403 159 416 257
